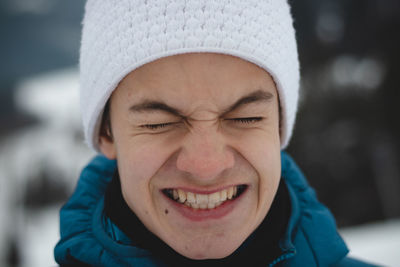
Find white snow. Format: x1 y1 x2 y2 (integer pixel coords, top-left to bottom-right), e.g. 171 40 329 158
0 68 94 266
340 219 400 266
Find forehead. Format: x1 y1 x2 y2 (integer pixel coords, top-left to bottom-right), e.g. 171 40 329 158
112 53 277 111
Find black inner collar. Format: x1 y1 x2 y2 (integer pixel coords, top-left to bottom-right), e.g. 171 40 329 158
104 171 291 267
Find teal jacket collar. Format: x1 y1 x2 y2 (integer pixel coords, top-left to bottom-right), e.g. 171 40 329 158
55 152 353 266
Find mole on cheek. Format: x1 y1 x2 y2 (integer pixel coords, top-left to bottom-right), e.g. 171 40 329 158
164 209 169 214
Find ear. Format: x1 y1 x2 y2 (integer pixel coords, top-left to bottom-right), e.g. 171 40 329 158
99 134 117 159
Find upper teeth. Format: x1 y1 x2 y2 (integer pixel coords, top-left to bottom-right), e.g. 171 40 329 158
170 186 241 210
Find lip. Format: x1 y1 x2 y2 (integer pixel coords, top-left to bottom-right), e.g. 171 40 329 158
161 185 248 222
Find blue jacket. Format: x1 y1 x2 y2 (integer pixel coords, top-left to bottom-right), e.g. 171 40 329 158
54 152 377 266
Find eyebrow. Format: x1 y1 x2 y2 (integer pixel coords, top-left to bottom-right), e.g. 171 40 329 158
221 89 274 116
129 89 274 117
130 100 184 117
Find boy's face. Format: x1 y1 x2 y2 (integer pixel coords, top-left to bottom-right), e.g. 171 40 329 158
100 53 281 259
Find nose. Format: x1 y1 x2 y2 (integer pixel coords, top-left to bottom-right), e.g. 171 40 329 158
176 126 234 180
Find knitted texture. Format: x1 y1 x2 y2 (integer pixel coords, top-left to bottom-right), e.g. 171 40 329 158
80 0 300 151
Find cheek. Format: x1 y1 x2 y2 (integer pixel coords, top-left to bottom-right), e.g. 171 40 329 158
114 135 183 217
234 129 281 197
116 140 175 220
236 128 280 171
112 117 180 178
117 140 173 185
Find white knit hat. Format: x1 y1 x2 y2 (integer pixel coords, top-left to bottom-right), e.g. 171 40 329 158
80 0 300 151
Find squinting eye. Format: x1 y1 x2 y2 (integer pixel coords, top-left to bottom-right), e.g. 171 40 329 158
228 117 263 123
141 122 174 130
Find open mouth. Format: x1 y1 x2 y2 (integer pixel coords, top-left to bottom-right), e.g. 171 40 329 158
162 185 247 210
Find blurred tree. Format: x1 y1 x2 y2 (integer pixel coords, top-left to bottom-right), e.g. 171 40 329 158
289 0 400 226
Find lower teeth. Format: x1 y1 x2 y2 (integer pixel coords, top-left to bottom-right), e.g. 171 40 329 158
184 201 224 210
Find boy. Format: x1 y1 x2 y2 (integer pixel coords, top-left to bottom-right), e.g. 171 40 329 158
55 0 375 266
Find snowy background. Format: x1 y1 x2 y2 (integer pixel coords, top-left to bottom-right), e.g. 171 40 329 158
1 0 399 266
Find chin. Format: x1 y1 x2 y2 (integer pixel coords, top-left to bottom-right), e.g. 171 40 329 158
164 234 246 260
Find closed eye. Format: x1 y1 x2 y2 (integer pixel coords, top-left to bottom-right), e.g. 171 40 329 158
141 122 176 130
227 117 263 123
141 117 263 131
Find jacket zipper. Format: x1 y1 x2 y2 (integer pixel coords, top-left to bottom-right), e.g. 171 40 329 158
268 249 296 267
